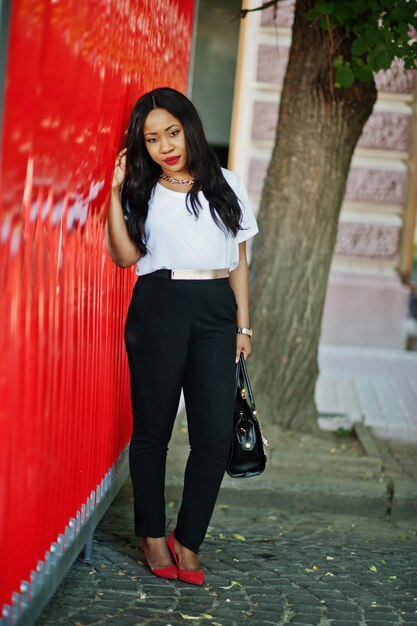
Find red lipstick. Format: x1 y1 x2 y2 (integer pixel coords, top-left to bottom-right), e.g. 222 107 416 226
163 156 180 165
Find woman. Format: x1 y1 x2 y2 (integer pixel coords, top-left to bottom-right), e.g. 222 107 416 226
106 87 258 586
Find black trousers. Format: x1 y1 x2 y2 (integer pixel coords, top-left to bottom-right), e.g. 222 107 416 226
124 272 237 554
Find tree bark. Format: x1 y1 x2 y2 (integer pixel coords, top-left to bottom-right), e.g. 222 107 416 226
249 0 377 432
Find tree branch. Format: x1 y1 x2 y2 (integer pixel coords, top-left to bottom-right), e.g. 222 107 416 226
226 0 281 22
241 0 280 18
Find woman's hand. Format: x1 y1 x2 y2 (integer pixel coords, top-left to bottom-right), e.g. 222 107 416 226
106 147 141 268
236 333 251 363
112 149 127 190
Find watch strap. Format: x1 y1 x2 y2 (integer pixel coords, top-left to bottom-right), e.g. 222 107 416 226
237 326 253 338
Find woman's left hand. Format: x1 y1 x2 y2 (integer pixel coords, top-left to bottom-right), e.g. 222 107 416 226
236 334 252 363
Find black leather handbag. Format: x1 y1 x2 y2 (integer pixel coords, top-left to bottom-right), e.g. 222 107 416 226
226 354 267 478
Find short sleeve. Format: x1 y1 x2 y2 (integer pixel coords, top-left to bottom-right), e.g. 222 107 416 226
235 175 259 244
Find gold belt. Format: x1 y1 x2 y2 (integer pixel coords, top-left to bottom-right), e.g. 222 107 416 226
171 268 229 280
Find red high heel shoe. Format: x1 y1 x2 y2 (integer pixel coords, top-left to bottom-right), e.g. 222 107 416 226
167 531 205 586
141 541 178 580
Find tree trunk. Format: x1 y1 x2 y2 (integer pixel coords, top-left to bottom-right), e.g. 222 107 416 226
249 0 377 432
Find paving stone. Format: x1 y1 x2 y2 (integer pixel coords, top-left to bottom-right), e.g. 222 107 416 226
290 620 320 626
394 612 417 619
35 482 417 626
327 622 364 626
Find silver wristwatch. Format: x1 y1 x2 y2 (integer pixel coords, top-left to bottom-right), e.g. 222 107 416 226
237 327 253 338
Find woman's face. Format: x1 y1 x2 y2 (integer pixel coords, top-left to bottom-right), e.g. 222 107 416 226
143 108 190 177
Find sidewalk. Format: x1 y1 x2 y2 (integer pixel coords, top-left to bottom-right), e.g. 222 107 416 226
316 344 417 519
37 415 417 626
37 487 417 626
36 344 417 625
317 345 417 442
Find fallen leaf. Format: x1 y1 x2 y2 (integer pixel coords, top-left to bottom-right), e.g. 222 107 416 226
231 533 246 541
325 572 335 577
369 565 377 573
326 556 334 561
388 576 397 581
219 580 242 590
180 613 213 621
89 569 97 575
312 565 319 571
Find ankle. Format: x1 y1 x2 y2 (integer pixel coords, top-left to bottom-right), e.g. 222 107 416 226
174 538 199 564
142 536 166 545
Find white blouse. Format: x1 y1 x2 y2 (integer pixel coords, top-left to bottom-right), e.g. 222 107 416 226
135 168 258 276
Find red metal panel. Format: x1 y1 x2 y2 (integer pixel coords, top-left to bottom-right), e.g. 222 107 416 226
0 0 195 609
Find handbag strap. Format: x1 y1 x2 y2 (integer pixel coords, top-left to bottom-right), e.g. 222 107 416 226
236 354 256 412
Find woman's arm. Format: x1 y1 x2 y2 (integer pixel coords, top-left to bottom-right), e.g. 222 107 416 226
228 241 252 362
105 151 141 268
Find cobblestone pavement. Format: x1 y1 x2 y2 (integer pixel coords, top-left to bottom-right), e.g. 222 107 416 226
37 480 417 626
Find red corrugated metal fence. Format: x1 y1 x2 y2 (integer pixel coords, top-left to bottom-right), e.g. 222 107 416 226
0 0 195 614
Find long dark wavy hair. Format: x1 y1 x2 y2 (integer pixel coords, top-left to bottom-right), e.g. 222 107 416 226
121 87 243 256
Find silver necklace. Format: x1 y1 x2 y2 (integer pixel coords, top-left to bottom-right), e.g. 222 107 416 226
160 173 195 186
